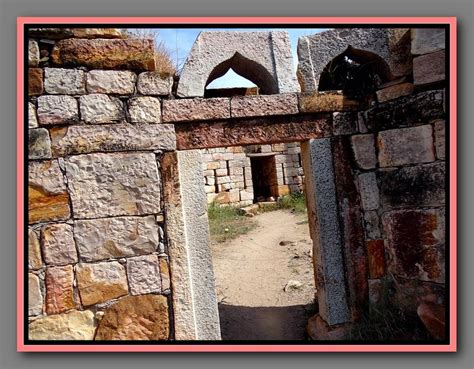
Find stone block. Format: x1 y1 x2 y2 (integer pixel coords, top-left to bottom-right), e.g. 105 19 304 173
137 72 173 95
52 38 156 71
378 162 445 209
29 273 43 316
411 28 446 55
94 295 169 340
28 229 42 270
28 160 70 223
70 28 124 39
28 102 38 128
434 120 445 160
162 98 230 122
76 261 128 306
44 68 86 94
351 134 376 170
367 240 386 278
363 90 444 131
382 209 445 283
50 123 176 156
41 223 78 266
332 112 357 135
74 216 158 262
45 265 75 314
65 152 161 219
177 31 299 97
29 68 43 96
299 92 359 113
37 95 79 125
413 50 445 86
230 94 298 118
29 128 52 159
86 70 136 94
28 310 96 340
376 82 414 103
28 40 39 67
378 125 435 167
127 254 162 295
128 96 162 123
240 190 254 201
358 172 379 210
79 94 124 124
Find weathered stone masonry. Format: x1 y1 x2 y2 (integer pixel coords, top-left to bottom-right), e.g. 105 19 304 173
26 27 447 341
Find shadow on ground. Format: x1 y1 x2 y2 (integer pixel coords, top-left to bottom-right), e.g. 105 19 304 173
218 302 317 341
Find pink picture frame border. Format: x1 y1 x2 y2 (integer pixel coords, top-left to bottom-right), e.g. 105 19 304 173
17 16 457 352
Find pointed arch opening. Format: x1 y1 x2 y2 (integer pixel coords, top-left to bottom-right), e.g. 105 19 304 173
204 52 279 97
318 46 393 96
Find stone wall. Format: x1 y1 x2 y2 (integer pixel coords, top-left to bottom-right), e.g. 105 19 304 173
200 143 304 207
25 27 448 341
298 28 447 327
27 28 174 340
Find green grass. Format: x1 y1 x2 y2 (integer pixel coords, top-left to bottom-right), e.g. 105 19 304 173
277 192 307 213
207 202 257 243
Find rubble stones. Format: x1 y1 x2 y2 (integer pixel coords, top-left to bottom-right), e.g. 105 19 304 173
28 229 43 270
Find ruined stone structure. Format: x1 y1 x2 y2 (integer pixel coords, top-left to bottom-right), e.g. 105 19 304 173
201 143 304 207
26 27 447 341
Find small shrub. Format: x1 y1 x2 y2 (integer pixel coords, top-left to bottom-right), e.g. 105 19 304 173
207 202 257 243
277 192 307 214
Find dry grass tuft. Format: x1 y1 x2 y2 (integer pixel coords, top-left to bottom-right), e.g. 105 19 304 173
122 29 176 77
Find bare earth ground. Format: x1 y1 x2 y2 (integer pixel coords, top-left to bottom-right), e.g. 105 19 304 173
210 209 317 341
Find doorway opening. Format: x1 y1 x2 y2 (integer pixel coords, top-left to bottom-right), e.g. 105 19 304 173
202 142 317 340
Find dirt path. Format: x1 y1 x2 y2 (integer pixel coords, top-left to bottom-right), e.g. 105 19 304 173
210 209 317 340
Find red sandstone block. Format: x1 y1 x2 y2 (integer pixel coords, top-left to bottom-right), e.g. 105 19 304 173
29 68 43 96
367 240 386 279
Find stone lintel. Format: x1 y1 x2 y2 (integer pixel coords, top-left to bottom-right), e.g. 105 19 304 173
175 113 332 150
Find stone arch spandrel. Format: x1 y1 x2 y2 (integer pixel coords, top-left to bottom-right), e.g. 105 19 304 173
177 31 300 97
297 28 393 92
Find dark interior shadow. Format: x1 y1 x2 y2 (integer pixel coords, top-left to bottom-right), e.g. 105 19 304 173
218 302 318 341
